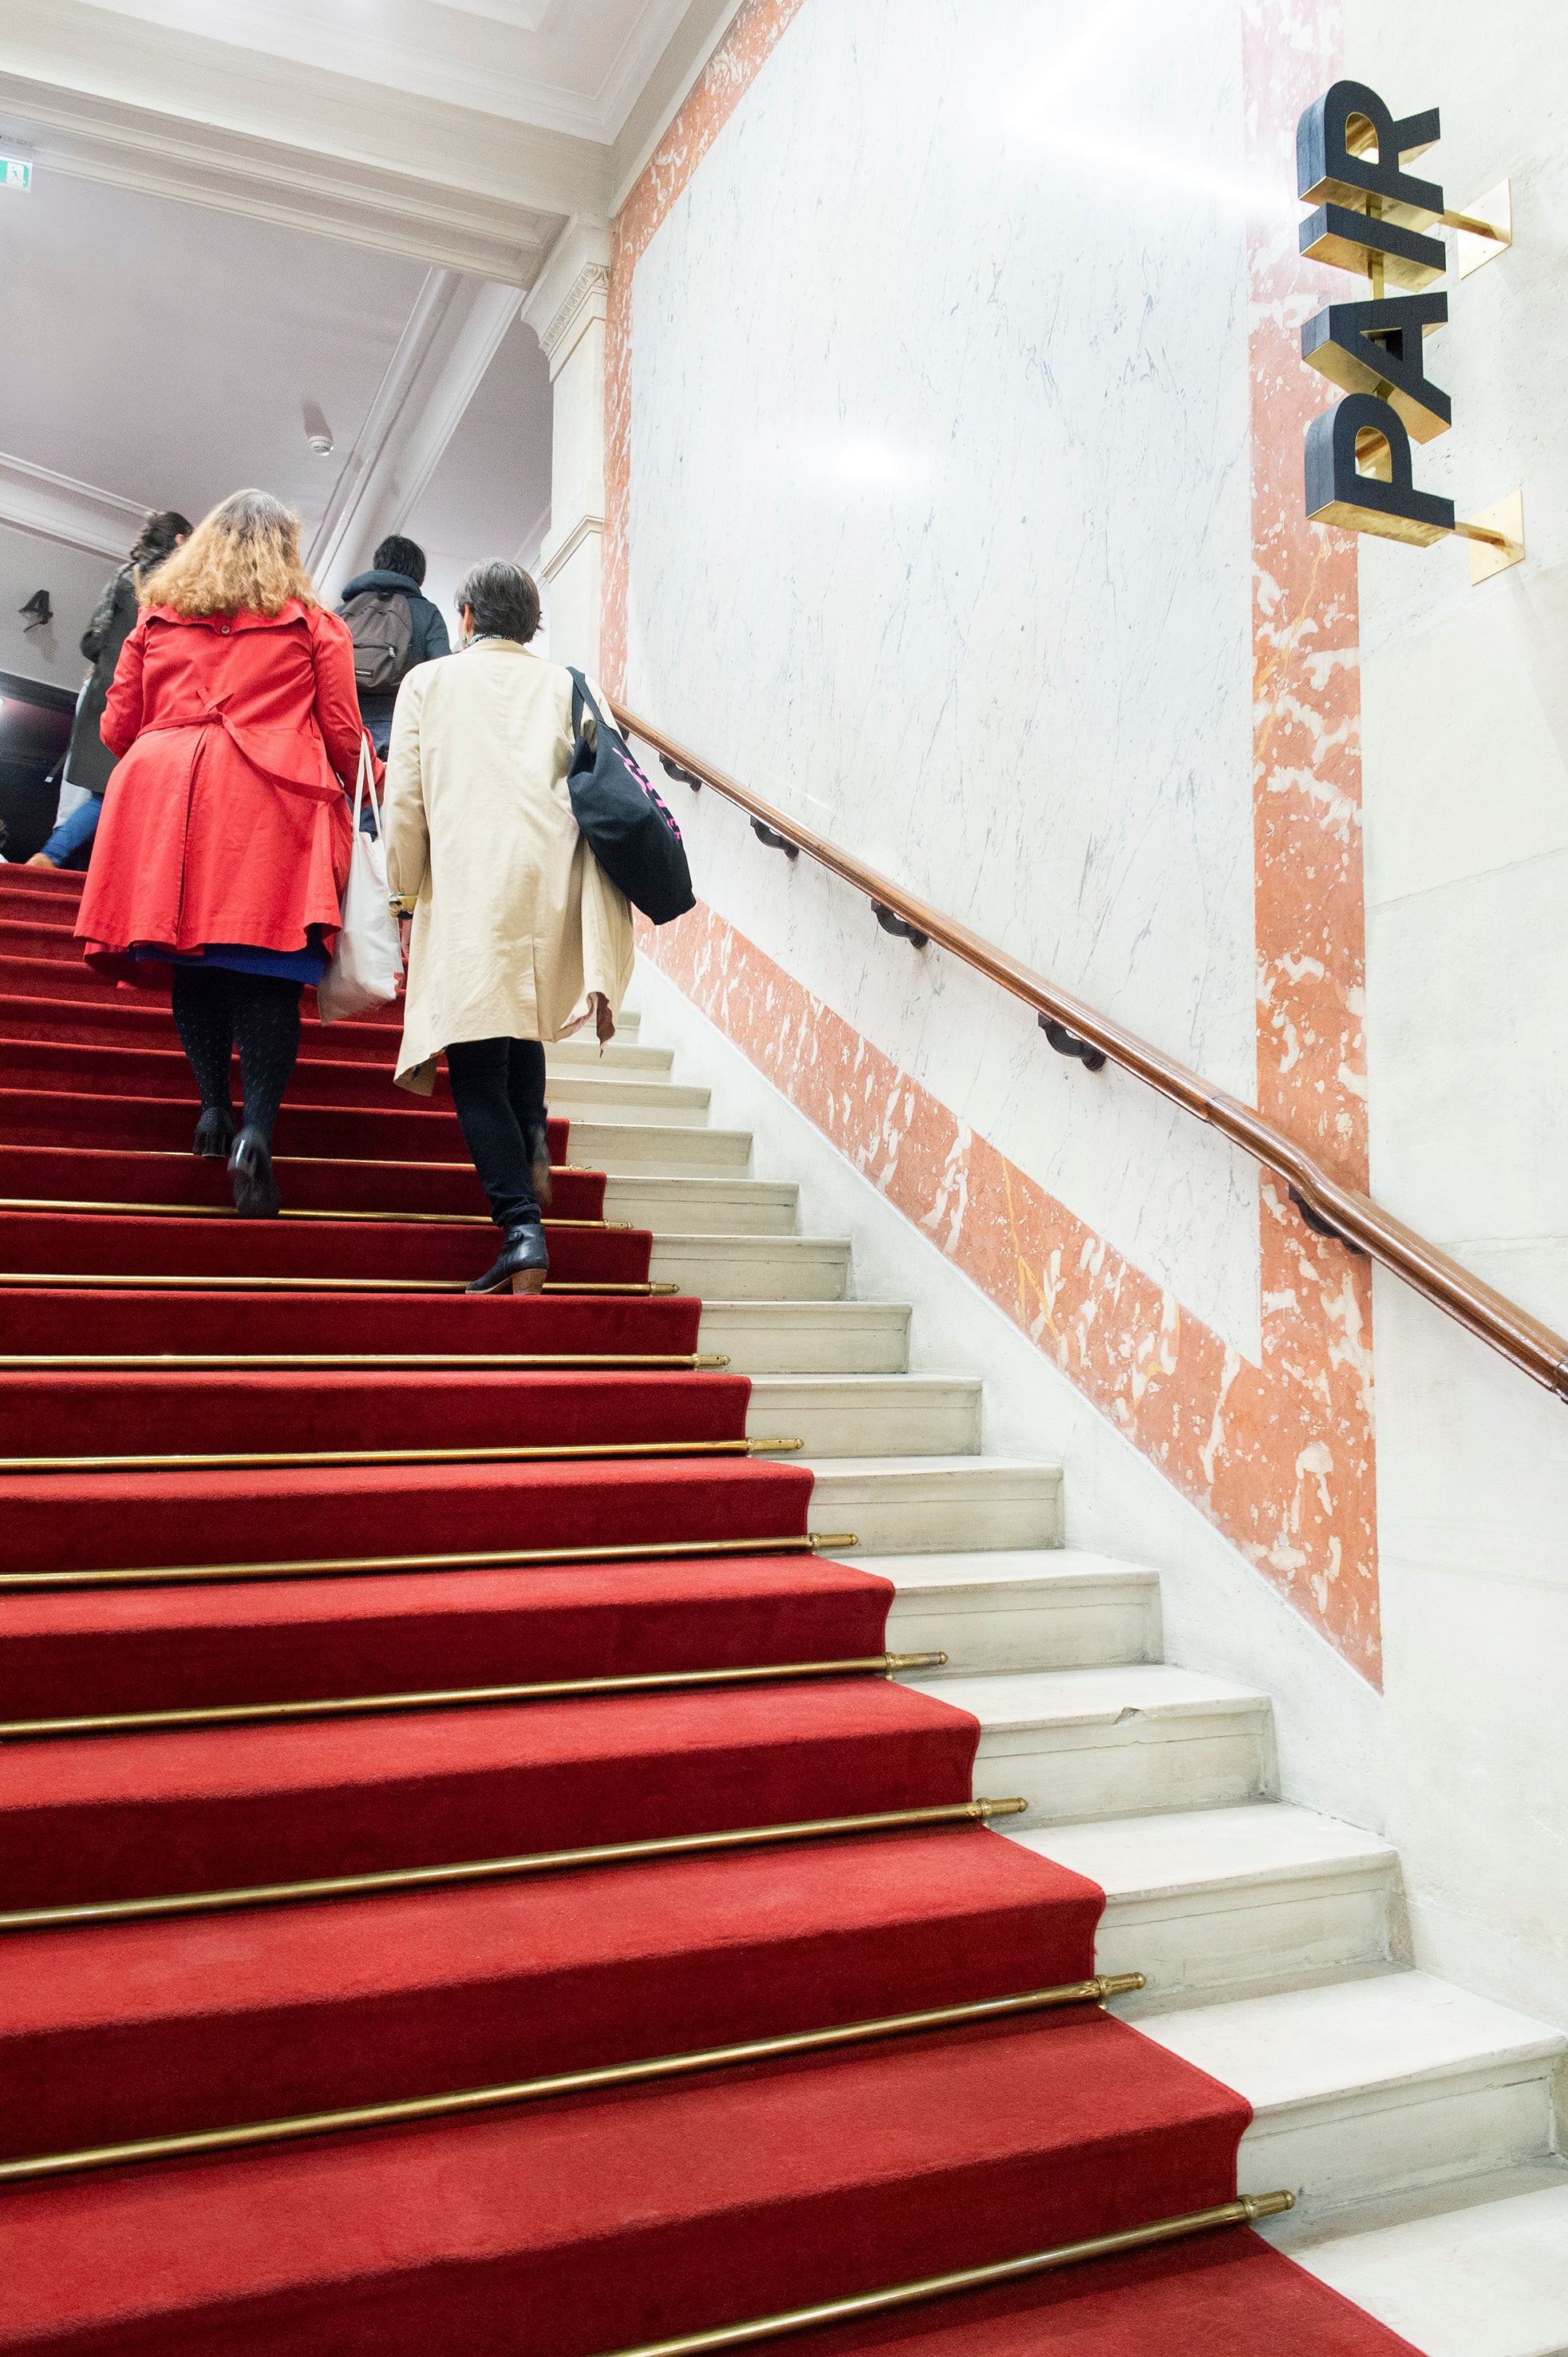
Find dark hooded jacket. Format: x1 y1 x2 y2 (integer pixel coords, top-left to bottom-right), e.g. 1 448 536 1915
337 568 451 739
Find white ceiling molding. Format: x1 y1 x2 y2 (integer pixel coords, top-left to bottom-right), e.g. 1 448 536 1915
0 0 611 271
64 0 691 144
0 453 146 560
310 278 525 605
426 0 553 30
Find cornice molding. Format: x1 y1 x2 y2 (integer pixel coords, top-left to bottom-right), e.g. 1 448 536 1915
0 453 144 560
538 261 610 372
539 511 604 579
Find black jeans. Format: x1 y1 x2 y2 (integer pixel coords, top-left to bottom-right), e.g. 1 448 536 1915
445 1037 548 1232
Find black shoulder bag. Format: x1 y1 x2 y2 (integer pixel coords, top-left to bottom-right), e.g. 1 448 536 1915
567 670 695 926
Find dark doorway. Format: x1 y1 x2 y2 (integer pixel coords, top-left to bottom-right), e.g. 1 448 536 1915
0 672 76 862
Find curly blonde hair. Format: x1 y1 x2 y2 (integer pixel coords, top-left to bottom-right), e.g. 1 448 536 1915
139 490 318 618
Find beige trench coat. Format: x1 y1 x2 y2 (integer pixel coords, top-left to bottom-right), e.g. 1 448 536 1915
382 642 634 1095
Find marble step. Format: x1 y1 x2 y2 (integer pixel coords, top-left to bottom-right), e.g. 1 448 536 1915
807 1457 1064 1556
650 1234 851 1301
602 1174 798 1236
902 1663 1275 1827
883 1551 1163 1673
1143 1972 1567 2232
542 1071 711 1127
746 1375 981 1457
544 1038 673 1074
698 1300 910 1374
1290 2164 1568 2357
1011 1803 1400 2000
568 1121 752 1177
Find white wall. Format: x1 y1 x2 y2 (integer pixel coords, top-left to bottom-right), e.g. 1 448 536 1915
623 0 1262 1355
617 0 1568 2031
0 522 108 695
1343 0 1568 2027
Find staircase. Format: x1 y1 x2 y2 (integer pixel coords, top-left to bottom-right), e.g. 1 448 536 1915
2 860 1566 2356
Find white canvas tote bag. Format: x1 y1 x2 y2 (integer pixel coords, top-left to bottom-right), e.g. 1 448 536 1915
317 736 404 1024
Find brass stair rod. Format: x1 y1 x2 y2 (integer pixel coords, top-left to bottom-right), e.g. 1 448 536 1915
0 1796 1027 1932
0 1533 862 1592
0 1196 632 1229
0 1354 733 1370
0 1438 805 1476
0 1971 1146 2187
2 1651 949 1740
0 1275 685 1299
594 2193 1297 2357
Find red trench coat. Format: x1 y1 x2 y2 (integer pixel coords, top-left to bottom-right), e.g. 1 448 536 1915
76 601 369 983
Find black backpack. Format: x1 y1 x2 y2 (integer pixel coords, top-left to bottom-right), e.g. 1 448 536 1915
338 589 414 695
567 671 695 925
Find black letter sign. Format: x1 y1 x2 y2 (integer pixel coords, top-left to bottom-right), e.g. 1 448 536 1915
1298 80 1455 544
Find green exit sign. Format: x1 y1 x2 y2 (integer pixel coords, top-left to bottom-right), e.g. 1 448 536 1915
1 155 33 192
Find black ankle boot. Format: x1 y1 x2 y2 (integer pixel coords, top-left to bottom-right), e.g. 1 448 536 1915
524 1119 553 1212
193 1106 236 1160
228 1126 281 1219
466 1220 549 1295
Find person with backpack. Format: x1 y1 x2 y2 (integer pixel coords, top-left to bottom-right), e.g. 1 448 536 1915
335 535 451 754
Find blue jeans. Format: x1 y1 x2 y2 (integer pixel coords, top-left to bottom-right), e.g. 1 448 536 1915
38 795 102 866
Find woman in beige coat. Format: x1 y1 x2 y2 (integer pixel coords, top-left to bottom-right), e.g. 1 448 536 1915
383 561 634 1292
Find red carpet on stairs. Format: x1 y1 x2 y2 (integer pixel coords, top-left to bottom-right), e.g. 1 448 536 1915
0 863 1420 2355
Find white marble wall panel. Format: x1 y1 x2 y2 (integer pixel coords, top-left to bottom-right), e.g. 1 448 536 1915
624 0 1263 1354
1345 0 1568 2027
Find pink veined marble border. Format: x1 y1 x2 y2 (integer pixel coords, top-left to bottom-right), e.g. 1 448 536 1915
606 0 1380 1680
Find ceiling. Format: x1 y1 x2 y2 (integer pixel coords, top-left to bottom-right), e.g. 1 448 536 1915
0 168 429 537
74 0 701 140
0 164 551 652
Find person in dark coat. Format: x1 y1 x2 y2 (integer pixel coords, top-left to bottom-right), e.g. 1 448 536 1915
26 509 192 869
335 534 451 757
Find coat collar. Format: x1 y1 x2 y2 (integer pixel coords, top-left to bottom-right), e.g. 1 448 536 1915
144 600 312 633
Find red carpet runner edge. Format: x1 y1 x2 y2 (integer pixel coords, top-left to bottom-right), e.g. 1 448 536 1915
0 861 1420 2353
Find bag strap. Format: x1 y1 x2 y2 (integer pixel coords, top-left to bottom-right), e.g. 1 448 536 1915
351 733 385 840
567 666 590 749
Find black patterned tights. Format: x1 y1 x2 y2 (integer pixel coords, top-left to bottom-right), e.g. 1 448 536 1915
171 968 302 1145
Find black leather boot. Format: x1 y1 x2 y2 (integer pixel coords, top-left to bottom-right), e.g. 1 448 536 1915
228 1126 281 1219
466 1220 549 1295
193 1106 236 1160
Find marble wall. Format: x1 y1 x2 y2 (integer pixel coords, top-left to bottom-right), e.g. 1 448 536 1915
622 0 1262 1352
1342 0 1568 2027
608 0 1568 2019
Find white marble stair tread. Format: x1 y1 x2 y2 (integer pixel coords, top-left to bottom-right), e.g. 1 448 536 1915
569 1121 752 1175
650 1234 852 1300
898 1662 1274 1826
1008 1803 1399 1999
910 1662 1271 1728
697 1300 911 1374
804 1457 1063 1556
883 1549 1161 1671
1289 2166 1568 2357
1139 1972 1567 2225
544 1072 711 1125
745 1374 981 1457
545 1038 672 1072
602 1175 798 1235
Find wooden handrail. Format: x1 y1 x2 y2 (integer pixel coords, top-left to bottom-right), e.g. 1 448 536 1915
614 698 1568 1407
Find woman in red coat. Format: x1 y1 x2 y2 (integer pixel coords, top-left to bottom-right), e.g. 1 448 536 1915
77 489 373 1216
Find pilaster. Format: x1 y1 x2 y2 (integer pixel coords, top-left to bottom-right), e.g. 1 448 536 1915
523 220 612 672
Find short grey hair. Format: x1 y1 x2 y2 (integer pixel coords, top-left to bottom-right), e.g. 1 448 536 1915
456 561 541 644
